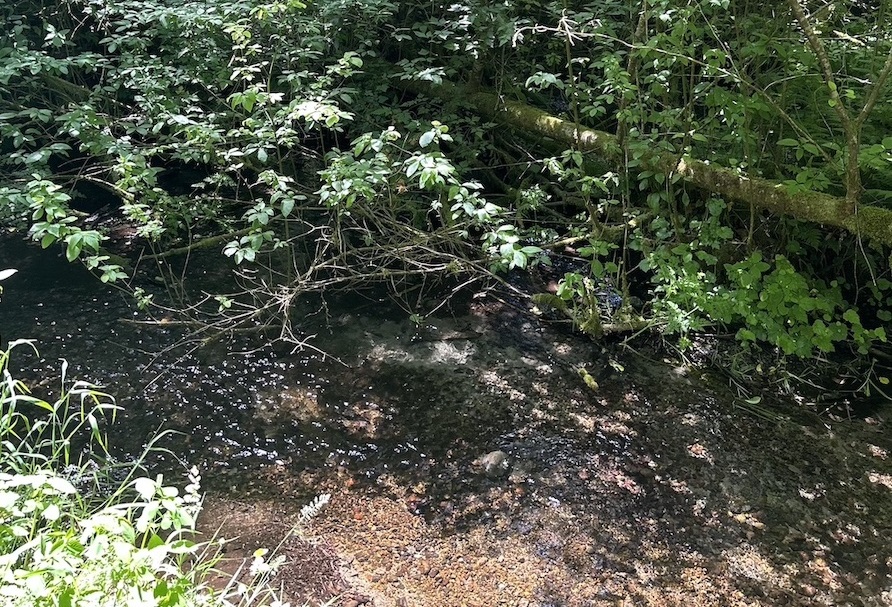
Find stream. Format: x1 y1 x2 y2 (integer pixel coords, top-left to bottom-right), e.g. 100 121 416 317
1 235 891 607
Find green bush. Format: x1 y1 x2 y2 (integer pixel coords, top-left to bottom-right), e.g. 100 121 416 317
644 247 887 357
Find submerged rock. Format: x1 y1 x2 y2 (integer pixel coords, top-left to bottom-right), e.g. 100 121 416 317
475 450 510 478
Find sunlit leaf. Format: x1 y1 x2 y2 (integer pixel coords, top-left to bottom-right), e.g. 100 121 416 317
419 130 435 148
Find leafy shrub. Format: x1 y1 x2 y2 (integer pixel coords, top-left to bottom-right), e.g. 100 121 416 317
646 248 887 357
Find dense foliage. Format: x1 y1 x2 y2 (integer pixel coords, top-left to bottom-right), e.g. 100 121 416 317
2 0 892 365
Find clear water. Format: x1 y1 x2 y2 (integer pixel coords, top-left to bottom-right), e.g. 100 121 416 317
4 235 892 604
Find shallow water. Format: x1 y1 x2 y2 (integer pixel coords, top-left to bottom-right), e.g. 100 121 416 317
0 235 590 490
2 235 892 606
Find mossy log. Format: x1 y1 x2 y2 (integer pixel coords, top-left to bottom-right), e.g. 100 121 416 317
143 228 253 260
403 80 892 249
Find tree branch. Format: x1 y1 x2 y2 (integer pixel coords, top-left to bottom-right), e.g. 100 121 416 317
787 0 863 210
399 78 892 248
787 0 853 130
857 45 892 126
143 228 253 260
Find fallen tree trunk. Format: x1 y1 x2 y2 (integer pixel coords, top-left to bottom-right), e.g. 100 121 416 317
143 227 253 260
403 79 892 249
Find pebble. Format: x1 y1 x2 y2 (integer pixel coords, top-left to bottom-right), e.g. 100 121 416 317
477 450 510 478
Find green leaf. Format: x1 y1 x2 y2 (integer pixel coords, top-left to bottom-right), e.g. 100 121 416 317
512 249 526 269
419 130 435 148
590 259 604 276
147 532 165 549
405 158 420 178
24 151 45 164
82 231 100 253
154 579 169 599
66 240 80 261
777 139 799 147
42 503 61 521
737 328 756 342
134 477 156 499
